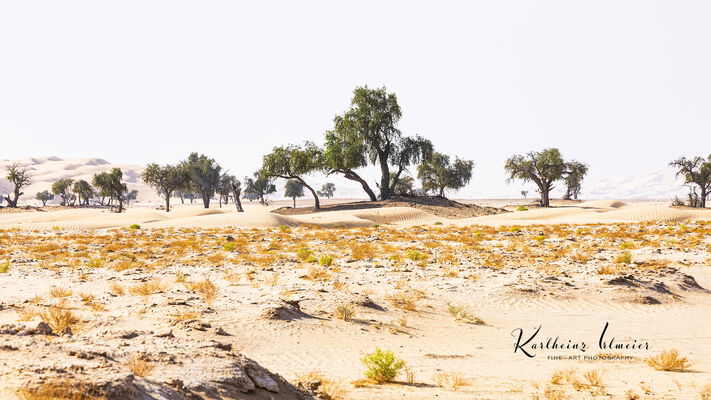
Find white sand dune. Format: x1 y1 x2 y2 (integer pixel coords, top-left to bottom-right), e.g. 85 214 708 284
1 200 710 230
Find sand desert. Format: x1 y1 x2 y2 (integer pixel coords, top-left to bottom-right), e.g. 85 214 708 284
1 198 711 399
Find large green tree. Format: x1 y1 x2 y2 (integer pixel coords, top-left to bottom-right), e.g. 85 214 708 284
329 86 436 200
51 178 74 206
4 163 32 207
141 163 182 212
72 180 94 206
417 152 474 197
180 153 222 208
259 142 324 209
93 168 127 212
670 155 711 208
504 148 585 207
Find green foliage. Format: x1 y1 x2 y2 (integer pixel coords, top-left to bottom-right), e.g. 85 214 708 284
141 163 184 212
284 179 305 205
72 180 94 206
669 155 711 208
223 242 236 252
93 168 128 212
243 173 277 205
361 348 406 383
51 178 74 206
516 205 528 211
129 224 141 230
180 153 222 208
417 152 474 197
615 251 633 264
35 190 54 206
261 142 323 208
405 250 427 261
318 255 334 267
296 247 313 262
504 148 586 207
0 260 9 274
317 182 336 198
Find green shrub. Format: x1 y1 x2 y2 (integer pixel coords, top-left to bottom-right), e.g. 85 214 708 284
129 224 141 230
361 348 406 383
516 205 528 211
615 251 632 264
318 255 334 267
0 260 9 274
405 250 427 261
296 248 313 262
223 242 236 252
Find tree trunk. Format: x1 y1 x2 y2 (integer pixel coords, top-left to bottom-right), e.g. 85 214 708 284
297 178 320 209
165 195 171 212
201 194 210 208
539 185 550 207
229 181 244 212
378 155 391 200
342 170 377 201
293 196 296 208
701 188 708 208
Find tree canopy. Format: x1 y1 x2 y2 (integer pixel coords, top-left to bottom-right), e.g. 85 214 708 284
317 183 336 199
504 148 586 207
141 163 183 212
670 155 711 208
180 153 222 209
260 142 324 208
284 179 305 208
51 178 75 206
93 168 128 212
35 190 54 206
417 152 474 197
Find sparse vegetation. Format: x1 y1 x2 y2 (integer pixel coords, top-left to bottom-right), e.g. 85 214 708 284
361 348 406 383
647 349 691 372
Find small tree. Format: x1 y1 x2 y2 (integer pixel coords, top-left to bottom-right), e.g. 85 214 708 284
93 168 127 212
125 190 138 205
141 163 182 212
35 190 54 206
4 163 32 207
563 161 589 200
244 174 276 205
72 180 93 206
260 142 324 209
317 183 336 199
521 190 528 199
388 135 433 198
504 148 585 207
180 153 222 208
392 174 415 196
284 179 305 208
51 178 75 206
417 152 474 197
670 155 711 208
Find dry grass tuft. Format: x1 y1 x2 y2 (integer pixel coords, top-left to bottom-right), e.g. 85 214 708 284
186 277 218 305
38 306 80 333
127 356 155 377
647 349 691 372
333 304 356 321
129 280 167 297
433 372 471 390
446 304 485 324
49 286 73 298
16 381 106 400
295 372 348 400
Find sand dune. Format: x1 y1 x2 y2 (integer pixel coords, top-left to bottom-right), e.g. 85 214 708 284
1 199 710 231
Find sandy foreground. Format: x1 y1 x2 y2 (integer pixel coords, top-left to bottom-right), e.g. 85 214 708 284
1 200 711 399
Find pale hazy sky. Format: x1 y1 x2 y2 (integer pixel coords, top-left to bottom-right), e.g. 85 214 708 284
1 1 710 196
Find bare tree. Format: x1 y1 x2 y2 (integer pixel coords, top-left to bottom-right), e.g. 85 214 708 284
4 163 32 207
228 176 244 212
